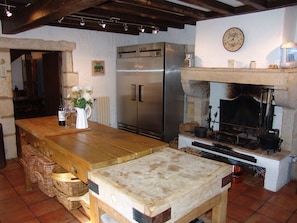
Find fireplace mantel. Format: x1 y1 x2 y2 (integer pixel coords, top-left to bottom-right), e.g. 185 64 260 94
181 67 297 90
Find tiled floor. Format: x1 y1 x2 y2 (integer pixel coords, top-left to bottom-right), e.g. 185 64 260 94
1 159 297 223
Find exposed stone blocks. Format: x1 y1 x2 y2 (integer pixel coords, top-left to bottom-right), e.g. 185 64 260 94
281 108 297 155
186 96 209 127
62 51 74 73
3 134 17 159
0 72 12 98
0 99 14 117
63 72 78 87
0 37 76 159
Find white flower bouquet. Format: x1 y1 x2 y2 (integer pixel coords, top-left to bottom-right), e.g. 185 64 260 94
69 86 93 109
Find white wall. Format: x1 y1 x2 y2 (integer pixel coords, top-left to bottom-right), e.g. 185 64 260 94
195 8 291 68
0 24 196 128
194 5 297 132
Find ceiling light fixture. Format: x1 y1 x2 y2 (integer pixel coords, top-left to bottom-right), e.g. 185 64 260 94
25 2 31 7
139 26 145 33
152 27 159 34
69 15 158 34
5 7 12 17
123 23 128 31
80 18 85 26
3 0 12 17
99 20 106 28
58 17 64 23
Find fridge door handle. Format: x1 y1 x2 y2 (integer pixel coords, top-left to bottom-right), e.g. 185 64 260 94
139 85 143 102
131 84 136 101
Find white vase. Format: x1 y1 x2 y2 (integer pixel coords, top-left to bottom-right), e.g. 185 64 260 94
75 105 92 129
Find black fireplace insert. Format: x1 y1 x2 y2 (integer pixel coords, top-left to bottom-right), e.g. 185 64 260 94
212 95 274 149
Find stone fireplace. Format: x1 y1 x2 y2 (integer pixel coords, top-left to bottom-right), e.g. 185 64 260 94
179 67 297 191
181 67 297 156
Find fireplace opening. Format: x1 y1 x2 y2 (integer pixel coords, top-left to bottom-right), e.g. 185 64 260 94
213 95 274 149
220 96 273 133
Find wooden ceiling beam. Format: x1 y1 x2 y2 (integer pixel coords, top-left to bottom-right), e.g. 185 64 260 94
98 2 190 24
1 0 109 34
237 0 267 10
179 0 235 15
113 0 208 20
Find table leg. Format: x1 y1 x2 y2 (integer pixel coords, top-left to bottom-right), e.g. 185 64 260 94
90 192 101 223
212 190 228 223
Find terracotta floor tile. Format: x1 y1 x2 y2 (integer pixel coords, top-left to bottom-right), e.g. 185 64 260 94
20 187 49 205
278 180 297 195
244 213 279 223
257 202 292 222
243 175 264 188
29 197 64 216
288 212 297 223
0 159 22 172
3 168 25 187
38 208 80 223
227 202 254 222
0 196 27 214
232 194 264 211
230 182 250 193
0 174 11 190
243 187 274 201
0 187 19 201
226 216 240 223
14 182 39 195
228 188 240 202
268 193 297 212
0 205 36 223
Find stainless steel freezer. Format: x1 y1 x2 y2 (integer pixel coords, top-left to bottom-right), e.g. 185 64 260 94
116 42 185 142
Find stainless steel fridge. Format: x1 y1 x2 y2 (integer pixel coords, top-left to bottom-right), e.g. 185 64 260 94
116 42 185 142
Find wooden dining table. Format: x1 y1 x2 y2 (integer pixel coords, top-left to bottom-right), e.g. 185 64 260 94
15 116 168 189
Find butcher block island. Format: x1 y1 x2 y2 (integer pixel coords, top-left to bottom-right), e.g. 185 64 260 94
15 116 167 187
88 147 232 223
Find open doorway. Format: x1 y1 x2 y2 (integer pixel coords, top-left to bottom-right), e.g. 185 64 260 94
11 50 62 119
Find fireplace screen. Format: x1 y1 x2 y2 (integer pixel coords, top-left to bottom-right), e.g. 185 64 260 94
219 96 273 135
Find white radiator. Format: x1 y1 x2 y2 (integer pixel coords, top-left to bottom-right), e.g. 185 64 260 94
96 96 110 126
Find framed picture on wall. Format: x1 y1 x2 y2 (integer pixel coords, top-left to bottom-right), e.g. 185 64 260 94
92 60 105 75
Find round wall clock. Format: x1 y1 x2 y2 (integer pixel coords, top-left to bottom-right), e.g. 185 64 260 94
222 27 245 52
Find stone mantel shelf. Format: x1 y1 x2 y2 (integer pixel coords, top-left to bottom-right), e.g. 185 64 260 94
181 67 297 90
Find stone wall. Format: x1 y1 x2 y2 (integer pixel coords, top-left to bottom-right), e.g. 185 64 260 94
0 51 16 159
0 37 77 159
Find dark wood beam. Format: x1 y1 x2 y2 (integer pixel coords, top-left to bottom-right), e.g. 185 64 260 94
113 0 208 20
179 0 235 15
1 0 109 34
237 0 267 10
98 1 190 25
